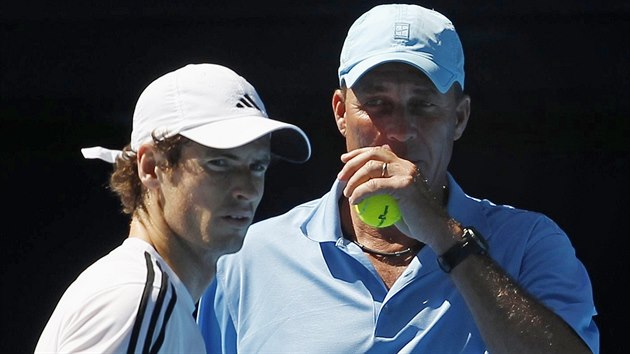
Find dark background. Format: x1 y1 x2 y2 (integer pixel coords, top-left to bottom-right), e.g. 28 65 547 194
2 1 628 352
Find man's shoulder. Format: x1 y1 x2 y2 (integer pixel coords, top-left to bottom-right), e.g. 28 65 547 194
61 242 167 304
460 191 542 220
457 192 564 239
476 197 552 224
229 196 326 259
251 197 322 230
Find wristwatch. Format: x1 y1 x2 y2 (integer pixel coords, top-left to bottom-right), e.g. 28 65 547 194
437 226 488 273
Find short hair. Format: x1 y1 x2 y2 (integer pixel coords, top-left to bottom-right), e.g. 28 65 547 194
109 134 190 215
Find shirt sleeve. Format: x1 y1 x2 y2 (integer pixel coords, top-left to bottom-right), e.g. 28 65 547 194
518 215 600 353
39 284 148 353
37 280 182 353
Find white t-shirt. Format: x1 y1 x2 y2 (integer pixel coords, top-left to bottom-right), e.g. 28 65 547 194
35 238 206 353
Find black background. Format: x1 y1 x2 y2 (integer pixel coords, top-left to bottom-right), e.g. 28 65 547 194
2 1 628 352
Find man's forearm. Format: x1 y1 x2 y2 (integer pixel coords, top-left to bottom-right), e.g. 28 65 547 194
450 253 591 354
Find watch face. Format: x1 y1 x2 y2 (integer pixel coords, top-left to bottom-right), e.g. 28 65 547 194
466 227 489 252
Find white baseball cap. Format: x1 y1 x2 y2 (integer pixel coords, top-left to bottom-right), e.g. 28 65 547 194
82 63 311 163
338 4 465 93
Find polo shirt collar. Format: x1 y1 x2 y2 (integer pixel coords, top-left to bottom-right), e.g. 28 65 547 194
302 178 346 243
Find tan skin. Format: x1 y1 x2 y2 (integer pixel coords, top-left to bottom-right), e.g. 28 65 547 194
332 62 590 353
130 137 271 301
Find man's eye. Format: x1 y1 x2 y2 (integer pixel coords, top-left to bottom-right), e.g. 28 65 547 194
364 98 386 107
208 159 228 168
251 162 269 173
361 99 393 115
411 100 434 109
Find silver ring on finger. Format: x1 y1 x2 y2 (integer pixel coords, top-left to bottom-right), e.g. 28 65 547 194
381 162 388 178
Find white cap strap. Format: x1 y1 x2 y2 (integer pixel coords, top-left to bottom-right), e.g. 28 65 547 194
81 146 121 164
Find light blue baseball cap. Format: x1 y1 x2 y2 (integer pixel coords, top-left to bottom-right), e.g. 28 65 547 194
338 4 465 93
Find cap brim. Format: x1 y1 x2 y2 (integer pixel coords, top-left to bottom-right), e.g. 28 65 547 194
180 116 311 163
341 52 456 93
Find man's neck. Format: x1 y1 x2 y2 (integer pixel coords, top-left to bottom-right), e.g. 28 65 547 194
128 217 215 302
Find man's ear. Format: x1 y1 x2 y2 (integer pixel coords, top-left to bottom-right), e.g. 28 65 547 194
332 89 347 137
137 144 161 189
453 94 471 141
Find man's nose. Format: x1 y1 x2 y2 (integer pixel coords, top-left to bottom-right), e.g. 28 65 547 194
385 113 417 143
232 173 263 201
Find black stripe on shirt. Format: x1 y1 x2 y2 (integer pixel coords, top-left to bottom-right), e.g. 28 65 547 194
127 252 155 354
142 263 170 353
149 283 178 354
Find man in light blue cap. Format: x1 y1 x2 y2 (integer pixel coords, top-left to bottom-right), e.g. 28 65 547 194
198 4 599 353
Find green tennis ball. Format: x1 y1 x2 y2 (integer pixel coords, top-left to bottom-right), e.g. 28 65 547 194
354 194 401 228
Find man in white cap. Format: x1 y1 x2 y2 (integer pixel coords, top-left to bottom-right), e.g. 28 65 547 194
198 4 599 353
35 63 311 353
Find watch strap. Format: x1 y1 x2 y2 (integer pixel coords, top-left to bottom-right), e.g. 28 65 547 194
438 227 488 273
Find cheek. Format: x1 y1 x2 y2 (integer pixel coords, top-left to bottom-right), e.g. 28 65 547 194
167 176 220 221
190 179 223 212
181 185 219 239
253 178 266 205
346 114 380 147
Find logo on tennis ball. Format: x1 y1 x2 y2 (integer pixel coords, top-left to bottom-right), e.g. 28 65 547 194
354 194 401 228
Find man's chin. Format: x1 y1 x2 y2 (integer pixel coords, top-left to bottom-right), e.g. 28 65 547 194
214 235 245 255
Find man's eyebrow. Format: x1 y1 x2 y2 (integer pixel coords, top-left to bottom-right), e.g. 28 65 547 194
201 149 271 163
356 82 387 94
357 82 438 95
411 86 439 96
199 148 239 160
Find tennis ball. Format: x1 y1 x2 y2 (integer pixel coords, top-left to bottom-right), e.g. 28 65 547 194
354 194 401 228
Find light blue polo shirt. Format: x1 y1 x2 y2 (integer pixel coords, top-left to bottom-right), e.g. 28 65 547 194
199 174 599 353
